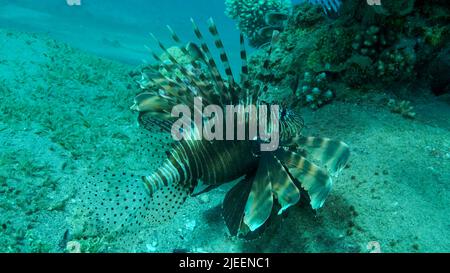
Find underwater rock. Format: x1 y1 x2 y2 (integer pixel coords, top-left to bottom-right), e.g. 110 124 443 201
372 0 415 16
427 47 450 96
66 241 81 253
265 12 289 26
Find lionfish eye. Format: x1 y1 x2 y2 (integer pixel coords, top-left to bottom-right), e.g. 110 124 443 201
281 108 287 118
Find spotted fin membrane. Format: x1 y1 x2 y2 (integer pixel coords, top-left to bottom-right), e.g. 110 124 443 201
75 123 190 251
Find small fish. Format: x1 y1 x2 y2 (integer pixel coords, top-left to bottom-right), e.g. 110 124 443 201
257 25 284 41
264 12 289 26
297 0 342 13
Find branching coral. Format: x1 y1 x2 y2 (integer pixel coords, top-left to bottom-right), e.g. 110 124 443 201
387 99 416 119
352 26 398 58
377 45 416 82
225 0 291 47
294 71 334 109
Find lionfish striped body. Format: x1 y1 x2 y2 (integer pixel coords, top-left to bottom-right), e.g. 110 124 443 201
141 139 259 196
129 18 350 237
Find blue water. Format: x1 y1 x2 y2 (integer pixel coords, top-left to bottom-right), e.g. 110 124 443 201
0 0 241 65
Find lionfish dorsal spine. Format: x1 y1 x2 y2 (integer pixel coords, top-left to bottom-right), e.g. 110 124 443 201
150 33 207 99
254 30 280 103
239 33 249 90
165 26 212 88
190 18 227 98
207 18 237 97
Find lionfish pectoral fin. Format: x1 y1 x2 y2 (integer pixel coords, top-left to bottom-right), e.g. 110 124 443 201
275 149 332 210
222 176 253 236
132 91 173 116
243 155 274 232
288 136 350 175
266 155 301 215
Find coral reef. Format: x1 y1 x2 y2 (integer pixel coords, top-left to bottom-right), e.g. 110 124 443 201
426 46 450 95
387 99 416 119
351 26 398 58
225 0 343 47
294 71 334 109
225 0 291 47
372 0 415 17
246 0 450 102
290 1 324 27
377 45 416 82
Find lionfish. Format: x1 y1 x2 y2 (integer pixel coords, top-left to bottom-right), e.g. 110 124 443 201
124 18 350 238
